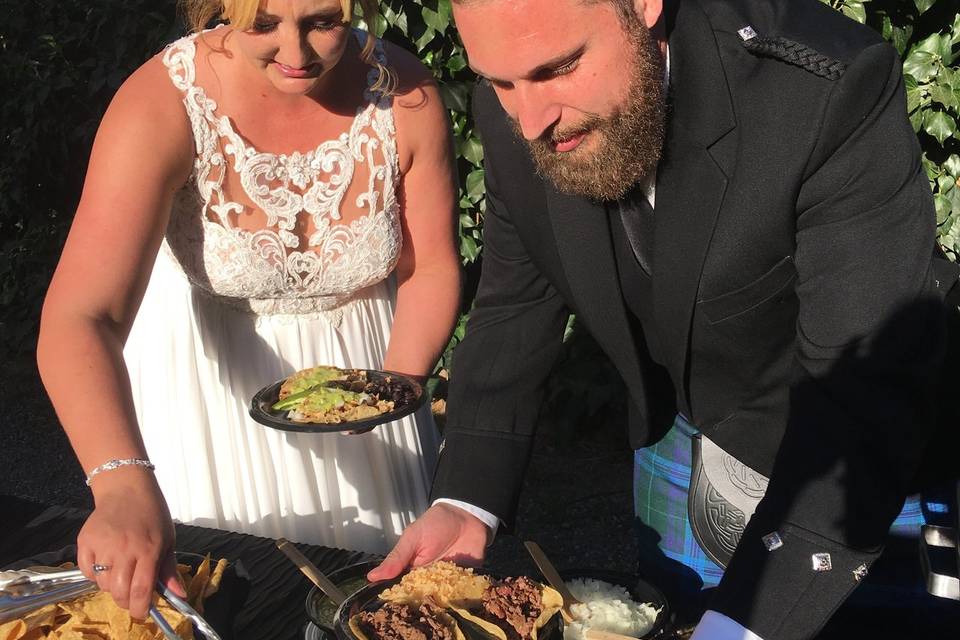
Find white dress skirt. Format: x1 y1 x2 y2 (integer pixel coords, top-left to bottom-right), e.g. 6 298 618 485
124 249 440 554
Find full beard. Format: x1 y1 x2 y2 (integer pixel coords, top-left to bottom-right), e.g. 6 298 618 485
513 19 666 202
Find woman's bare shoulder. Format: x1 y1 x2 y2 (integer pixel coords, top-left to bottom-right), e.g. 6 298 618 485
105 52 189 131
381 40 448 142
90 51 194 187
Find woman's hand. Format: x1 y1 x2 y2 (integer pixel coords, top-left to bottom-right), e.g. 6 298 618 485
77 469 185 619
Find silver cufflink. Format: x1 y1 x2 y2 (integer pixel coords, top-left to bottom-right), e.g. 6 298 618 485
812 553 833 572
762 532 783 551
738 26 758 41
852 564 868 582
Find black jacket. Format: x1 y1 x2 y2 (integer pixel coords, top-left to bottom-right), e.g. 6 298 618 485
433 0 945 636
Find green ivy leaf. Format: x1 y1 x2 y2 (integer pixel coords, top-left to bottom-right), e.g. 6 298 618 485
924 109 958 144
945 154 960 178
903 50 939 83
840 2 866 24
910 107 925 133
940 66 957 89
466 169 485 198
460 136 484 166
439 81 470 112
913 0 937 15
935 193 952 224
421 4 450 34
949 184 960 220
915 32 945 56
460 235 480 262
905 74 921 113
938 173 956 193
931 82 960 109
445 53 467 73
414 26 436 52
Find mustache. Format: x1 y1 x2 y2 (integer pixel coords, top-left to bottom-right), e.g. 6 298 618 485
509 114 604 147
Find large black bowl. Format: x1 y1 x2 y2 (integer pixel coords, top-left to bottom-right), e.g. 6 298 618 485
332 573 563 640
559 569 670 639
305 559 381 638
249 369 426 434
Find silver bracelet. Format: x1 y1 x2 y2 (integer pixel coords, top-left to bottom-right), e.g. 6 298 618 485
85 458 156 486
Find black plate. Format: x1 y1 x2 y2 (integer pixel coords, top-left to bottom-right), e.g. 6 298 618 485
249 369 426 433
560 569 670 639
3 545 248 639
305 559 381 637
333 573 563 640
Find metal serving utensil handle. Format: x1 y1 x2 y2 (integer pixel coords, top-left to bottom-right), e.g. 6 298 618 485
0 580 98 623
158 584 222 640
276 538 347 605
523 540 581 623
0 568 86 590
150 604 185 640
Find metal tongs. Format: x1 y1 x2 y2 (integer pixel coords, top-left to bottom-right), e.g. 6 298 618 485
0 568 221 640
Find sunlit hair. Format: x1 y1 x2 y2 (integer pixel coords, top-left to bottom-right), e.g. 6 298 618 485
178 0 396 95
453 0 636 26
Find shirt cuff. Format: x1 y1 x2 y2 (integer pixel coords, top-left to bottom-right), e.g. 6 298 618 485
432 498 501 540
690 611 765 640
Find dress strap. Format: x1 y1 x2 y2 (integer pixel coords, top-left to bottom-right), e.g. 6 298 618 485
161 33 201 94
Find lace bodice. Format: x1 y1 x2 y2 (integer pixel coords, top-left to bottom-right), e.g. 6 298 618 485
160 29 402 316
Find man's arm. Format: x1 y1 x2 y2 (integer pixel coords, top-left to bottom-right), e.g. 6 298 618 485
710 41 944 638
431 127 570 523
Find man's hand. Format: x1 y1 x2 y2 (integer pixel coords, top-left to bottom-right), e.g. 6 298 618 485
367 504 491 581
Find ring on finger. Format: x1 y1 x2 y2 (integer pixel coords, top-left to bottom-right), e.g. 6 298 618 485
92 563 111 574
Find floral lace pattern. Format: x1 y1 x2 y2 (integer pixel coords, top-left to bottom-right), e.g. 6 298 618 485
160 29 401 316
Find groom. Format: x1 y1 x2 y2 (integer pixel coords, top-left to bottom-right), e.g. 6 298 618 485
371 0 954 638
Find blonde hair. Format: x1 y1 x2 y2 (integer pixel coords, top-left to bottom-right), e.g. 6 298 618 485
179 0 396 95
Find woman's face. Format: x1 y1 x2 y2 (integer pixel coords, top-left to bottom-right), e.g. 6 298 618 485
233 0 352 96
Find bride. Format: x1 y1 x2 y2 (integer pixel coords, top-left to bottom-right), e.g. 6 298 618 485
36 0 460 619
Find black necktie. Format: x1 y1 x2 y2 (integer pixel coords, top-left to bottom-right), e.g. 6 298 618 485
618 187 655 274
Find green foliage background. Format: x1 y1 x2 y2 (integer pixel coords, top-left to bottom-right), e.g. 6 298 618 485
1 0 958 439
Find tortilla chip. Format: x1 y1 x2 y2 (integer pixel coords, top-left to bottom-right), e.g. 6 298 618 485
187 554 212 608
0 620 27 640
0 556 221 640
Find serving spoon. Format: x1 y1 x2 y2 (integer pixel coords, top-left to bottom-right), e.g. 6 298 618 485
523 541 582 624
523 541 642 640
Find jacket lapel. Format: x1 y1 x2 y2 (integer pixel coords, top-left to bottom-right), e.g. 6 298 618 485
653 0 737 404
545 187 647 415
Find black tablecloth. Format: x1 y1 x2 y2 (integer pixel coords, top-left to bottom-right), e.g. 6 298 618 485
0 494 372 640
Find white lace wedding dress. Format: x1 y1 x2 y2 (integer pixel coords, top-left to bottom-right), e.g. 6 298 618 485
122 30 440 554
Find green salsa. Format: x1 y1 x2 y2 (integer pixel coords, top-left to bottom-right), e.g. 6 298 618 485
314 576 370 625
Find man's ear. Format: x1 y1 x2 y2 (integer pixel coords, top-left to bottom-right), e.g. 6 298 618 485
633 0 664 29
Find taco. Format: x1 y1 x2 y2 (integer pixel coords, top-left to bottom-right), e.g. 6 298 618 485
451 577 563 640
349 601 467 640
278 365 350 399
272 367 395 424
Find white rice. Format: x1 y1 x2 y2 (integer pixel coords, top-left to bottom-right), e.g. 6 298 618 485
562 578 661 640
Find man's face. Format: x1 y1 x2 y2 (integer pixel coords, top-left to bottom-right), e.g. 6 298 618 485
454 0 666 201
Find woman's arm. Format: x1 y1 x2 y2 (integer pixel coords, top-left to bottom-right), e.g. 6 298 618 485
382 44 461 377
36 53 193 619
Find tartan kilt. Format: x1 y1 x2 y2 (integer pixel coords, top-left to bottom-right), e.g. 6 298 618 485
634 416 926 588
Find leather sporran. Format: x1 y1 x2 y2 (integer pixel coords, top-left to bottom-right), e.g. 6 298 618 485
688 435 770 568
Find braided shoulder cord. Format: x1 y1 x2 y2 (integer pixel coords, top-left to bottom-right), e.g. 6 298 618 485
740 33 847 81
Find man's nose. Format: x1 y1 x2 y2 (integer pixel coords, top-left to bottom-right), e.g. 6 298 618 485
513 83 561 141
